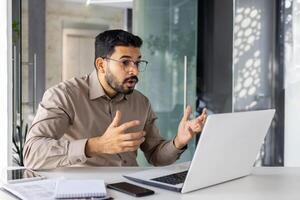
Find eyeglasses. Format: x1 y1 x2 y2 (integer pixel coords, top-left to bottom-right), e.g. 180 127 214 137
103 57 148 72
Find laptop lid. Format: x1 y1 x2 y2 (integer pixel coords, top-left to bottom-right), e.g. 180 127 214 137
181 109 275 193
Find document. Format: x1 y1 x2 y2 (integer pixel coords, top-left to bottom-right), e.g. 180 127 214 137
2 179 57 200
2 178 109 200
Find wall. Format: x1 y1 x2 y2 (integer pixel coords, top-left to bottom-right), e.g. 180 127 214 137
21 0 125 124
45 0 125 89
0 0 12 168
285 0 300 166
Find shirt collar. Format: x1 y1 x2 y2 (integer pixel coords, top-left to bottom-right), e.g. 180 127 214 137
88 69 128 101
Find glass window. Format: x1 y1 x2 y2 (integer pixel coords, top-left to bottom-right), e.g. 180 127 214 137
133 0 198 166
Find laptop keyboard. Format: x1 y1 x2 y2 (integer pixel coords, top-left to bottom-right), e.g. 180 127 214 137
151 170 188 185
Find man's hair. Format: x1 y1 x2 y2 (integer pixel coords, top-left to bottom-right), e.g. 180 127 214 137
94 29 143 68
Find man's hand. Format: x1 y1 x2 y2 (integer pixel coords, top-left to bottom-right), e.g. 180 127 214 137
85 110 145 157
174 106 207 149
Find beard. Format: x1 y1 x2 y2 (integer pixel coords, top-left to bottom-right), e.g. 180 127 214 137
105 67 139 95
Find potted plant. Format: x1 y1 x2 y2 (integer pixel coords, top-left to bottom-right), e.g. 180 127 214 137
12 120 28 166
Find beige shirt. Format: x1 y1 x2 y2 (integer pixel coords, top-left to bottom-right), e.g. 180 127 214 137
23 70 185 170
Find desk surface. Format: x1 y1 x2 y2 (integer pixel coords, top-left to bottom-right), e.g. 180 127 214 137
1 166 300 200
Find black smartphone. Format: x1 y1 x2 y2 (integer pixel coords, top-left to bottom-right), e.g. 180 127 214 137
107 182 154 197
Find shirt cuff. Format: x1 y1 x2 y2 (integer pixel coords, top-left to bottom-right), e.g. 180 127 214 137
172 138 188 151
164 138 187 157
68 139 88 164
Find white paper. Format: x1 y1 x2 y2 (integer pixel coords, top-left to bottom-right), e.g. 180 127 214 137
2 179 57 200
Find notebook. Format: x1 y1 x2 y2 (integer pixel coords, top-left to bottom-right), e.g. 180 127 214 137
55 179 106 199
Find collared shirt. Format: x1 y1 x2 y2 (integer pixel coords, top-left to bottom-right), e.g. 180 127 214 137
23 70 185 170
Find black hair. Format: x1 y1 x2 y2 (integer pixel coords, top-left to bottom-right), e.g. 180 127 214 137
94 29 143 69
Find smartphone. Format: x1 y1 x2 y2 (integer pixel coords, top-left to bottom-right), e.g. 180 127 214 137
107 182 154 197
4 168 46 183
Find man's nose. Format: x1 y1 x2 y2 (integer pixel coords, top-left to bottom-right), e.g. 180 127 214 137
127 64 139 75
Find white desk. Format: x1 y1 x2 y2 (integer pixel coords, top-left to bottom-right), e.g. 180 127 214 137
1 167 300 200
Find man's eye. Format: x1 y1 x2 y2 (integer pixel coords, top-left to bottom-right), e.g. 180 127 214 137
122 60 131 66
135 61 141 67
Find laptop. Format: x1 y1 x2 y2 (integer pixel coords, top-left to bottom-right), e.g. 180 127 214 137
124 109 275 193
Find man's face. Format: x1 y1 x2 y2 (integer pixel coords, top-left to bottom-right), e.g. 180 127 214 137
103 46 141 95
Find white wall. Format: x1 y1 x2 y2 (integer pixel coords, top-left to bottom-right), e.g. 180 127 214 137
285 85 300 166
45 0 125 89
0 0 12 169
21 0 125 127
284 1 300 166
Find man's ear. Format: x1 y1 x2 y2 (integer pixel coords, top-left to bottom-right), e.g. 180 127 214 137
95 57 105 73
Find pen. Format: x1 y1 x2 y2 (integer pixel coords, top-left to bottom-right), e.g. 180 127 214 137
91 197 113 200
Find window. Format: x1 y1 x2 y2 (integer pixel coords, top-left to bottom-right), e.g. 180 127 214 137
283 0 300 166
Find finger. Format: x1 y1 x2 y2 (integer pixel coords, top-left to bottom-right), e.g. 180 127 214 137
182 105 192 122
202 113 208 123
123 147 139 152
192 124 202 132
186 126 194 137
186 121 200 132
121 137 145 148
200 108 207 115
200 108 207 117
110 110 121 128
122 131 145 141
196 110 207 123
196 116 206 124
118 120 141 131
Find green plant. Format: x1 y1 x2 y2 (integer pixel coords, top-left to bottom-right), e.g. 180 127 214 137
12 20 20 44
145 30 196 61
12 120 28 166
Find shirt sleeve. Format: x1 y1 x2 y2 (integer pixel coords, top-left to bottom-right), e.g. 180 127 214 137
23 86 88 170
140 102 186 166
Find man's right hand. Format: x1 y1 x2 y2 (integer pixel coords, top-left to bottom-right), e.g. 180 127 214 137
85 110 145 157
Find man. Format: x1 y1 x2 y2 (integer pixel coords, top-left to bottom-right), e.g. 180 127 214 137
23 30 207 170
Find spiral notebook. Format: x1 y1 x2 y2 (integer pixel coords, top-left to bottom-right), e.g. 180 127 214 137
55 179 106 199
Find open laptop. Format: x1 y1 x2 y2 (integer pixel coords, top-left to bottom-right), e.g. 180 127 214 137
124 109 275 193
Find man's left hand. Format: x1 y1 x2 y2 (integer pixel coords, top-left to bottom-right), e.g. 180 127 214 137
174 106 207 149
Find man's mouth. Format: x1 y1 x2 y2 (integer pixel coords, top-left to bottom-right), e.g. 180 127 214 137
124 76 139 88
125 79 137 88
